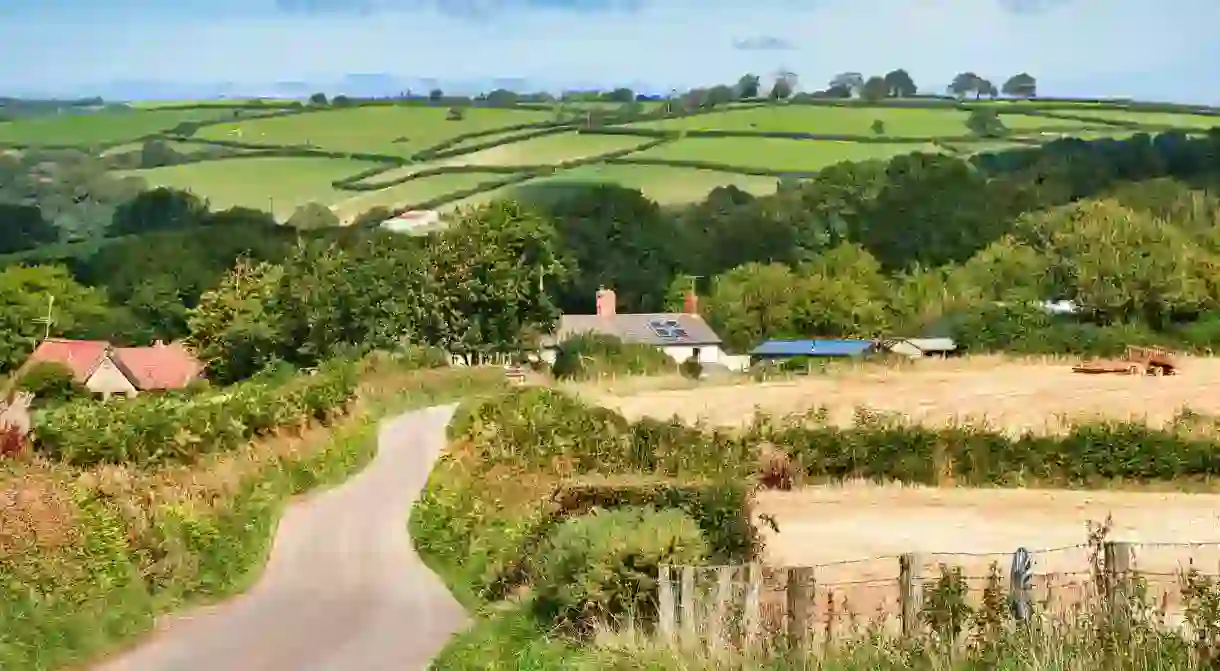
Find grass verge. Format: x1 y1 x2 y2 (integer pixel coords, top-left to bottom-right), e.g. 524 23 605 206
0 364 505 671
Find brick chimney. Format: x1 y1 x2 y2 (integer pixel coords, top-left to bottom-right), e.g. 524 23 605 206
683 289 699 315
595 287 616 318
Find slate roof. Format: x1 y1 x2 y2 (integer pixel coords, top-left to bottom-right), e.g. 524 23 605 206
750 339 876 357
547 313 723 347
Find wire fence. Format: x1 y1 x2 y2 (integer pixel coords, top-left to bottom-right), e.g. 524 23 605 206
657 539 1220 648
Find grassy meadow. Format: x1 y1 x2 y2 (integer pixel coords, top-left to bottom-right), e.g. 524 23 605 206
193 105 552 156
15 97 1220 222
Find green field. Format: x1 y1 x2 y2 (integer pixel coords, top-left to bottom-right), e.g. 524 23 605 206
439 164 781 212
121 156 383 219
195 105 552 157
330 170 526 222
629 137 941 172
626 105 1105 137
14 98 1220 222
0 108 252 147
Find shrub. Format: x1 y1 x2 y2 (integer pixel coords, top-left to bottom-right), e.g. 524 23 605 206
32 359 359 467
530 506 709 634
679 356 702 380
550 333 675 380
16 361 87 405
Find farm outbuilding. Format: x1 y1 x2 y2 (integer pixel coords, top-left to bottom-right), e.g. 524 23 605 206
17 338 204 399
883 337 959 359
749 339 876 364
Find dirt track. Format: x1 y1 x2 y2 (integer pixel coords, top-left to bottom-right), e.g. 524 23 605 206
92 405 465 671
598 356 1220 433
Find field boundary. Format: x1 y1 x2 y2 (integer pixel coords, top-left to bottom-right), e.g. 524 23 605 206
659 537 1220 652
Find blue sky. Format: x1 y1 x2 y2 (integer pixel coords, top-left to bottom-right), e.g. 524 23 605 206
3 0 1219 102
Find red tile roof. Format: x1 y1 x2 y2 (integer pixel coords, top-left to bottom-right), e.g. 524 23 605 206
24 339 112 382
112 342 204 391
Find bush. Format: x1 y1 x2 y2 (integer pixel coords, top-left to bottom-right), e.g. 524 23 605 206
530 506 709 634
679 356 702 380
33 359 359 466
16 361 88 405
550 333 675 380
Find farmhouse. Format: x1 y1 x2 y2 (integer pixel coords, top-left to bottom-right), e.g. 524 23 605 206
19 338 205 399
541 287 727 366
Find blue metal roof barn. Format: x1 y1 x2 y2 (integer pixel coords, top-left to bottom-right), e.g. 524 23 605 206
750 339 876 358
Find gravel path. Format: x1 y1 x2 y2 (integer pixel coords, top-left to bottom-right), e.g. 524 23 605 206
93 404 466 671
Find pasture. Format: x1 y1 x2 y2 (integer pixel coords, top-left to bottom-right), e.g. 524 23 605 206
628 137 942 172
193 105 552 157
0 107 249 147
121 156 383 219
330 170 527 222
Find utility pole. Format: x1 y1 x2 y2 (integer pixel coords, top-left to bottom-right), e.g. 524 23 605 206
33 295 55 342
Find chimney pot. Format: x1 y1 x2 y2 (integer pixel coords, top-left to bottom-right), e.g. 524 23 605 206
153 340 165 348
684 290 699 315
595 287 617 318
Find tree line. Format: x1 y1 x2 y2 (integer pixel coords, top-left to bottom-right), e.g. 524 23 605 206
3 127 1220 381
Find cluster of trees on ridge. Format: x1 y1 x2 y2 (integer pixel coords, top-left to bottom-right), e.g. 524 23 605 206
4 128 1220 383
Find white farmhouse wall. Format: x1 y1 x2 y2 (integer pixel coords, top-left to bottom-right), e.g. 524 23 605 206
658 345 723 366
85 356 138 398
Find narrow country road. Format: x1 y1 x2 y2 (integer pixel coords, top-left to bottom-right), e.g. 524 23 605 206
93 404 467 671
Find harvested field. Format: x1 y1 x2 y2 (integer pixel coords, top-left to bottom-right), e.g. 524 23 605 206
751 483 1220 627
596 356 1220 433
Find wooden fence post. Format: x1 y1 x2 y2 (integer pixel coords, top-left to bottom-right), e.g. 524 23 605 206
1010 547 1033 624
899 553 922 638
743 563 762 652
680 565 697 648
1103 541 1132 619
658 565 676 646
786 566 814 647
708 566 733 656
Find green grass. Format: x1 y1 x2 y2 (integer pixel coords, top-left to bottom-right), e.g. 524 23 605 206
120 156 384 219
330 170 528 222
438 163 781 212
626 105 975 137
450 131 651 166
1049 108 1220 129
194 106 552 157
0 108 249 147
128 99 299 109
628 137 941 172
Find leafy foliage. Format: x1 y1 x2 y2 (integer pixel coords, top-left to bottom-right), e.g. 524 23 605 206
549 333 675 380
530 507 709 634
15 361 87 405
33 359 358 467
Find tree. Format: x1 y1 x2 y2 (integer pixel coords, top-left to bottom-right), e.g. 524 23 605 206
860 76 888 102
883 69 918 97
870 119 886 135
428 88 444 102
308 92 328 105
966 108 1008 138
706 85 735 107
736 74 761 99
769 77 793 100
426 200 566 360
1002 73 1038 98
16 361 87 405
829 72 864 96
705 263 802 351
351 206 392 227
331 95 352 106
948 72 982 99
0 203 57 254
976 78 998 100
186 259 286 384
110 187 209 236
604 87 635 103
0 264 134 373
285 202 340 230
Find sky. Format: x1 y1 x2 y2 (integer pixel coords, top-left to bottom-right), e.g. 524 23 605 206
3 0 1219 102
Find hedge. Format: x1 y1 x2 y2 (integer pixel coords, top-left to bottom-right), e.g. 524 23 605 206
602 156 823 178
337 163 532 192
33 360 359 467
413 121 576 160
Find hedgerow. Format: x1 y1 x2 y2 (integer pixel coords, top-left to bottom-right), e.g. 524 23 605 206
33 359 359 467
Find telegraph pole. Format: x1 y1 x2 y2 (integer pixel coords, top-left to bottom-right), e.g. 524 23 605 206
33 295 55 342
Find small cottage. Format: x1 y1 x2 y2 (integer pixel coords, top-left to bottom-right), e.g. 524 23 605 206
541 287 727 367
19 339 204 399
